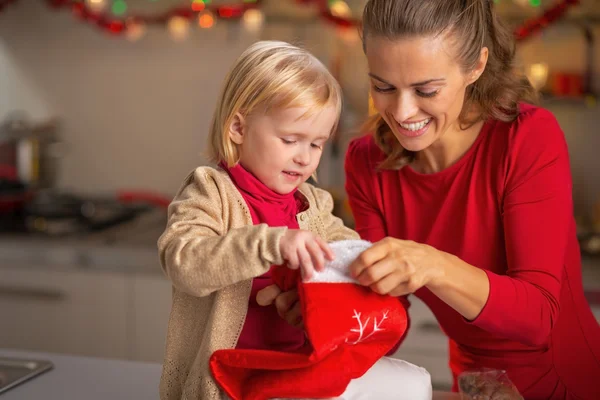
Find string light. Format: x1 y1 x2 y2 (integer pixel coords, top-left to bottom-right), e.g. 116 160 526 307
84 0 106 13
168 15 190 41
198 10 215 29
329 0 351 18
125 19 146 41
527 63 549 90
112 0 127 16
191 0 205 12
242 9 263 33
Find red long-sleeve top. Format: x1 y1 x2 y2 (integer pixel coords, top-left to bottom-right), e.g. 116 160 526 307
344 104 600 399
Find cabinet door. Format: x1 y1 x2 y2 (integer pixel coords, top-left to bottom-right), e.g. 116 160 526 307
130 273 172 363
0 266 128 359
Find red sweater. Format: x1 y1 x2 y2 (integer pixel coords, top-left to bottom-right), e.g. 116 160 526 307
224 163 306 352
345 105 600 399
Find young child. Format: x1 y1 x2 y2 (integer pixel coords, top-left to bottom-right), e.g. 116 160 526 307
157 40 359 400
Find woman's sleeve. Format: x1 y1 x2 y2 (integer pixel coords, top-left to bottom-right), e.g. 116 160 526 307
158 168 286 297
344 137 388 243
468 110 573 347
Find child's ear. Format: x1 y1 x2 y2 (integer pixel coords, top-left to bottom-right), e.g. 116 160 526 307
228 113 246 145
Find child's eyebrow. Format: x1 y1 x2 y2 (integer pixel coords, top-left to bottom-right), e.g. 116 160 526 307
280 132 330 141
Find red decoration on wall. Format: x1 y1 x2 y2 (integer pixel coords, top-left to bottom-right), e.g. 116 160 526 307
44 0 261 36
0 0 17 12
297 0 580 43
515 0 580 42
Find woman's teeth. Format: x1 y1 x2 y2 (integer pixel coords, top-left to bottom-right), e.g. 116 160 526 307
400 119 431 131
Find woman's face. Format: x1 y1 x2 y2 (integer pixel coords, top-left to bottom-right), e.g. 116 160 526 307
366 34 484 152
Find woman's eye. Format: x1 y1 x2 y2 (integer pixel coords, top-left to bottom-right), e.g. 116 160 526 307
416 89 439 98
372 85 395 93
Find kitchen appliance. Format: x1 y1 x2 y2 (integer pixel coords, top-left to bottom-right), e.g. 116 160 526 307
18 190 156 236
0 112 64 190
0 356 54 394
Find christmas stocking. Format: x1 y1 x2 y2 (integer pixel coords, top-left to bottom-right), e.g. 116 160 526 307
210 240 409 400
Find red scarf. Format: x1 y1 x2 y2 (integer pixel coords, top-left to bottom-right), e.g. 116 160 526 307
222 163 306 351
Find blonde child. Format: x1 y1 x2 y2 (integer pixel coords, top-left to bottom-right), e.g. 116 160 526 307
157 40 360 400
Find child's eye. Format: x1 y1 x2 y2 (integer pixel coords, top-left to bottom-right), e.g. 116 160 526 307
281 138 296 145
311 143 323 150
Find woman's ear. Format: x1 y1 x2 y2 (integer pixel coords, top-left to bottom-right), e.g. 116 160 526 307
469 47 489 84
228 113 246 145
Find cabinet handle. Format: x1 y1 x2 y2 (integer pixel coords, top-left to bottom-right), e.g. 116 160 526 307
0 285 67 302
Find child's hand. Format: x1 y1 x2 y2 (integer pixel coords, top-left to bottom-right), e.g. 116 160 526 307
279 229 334 280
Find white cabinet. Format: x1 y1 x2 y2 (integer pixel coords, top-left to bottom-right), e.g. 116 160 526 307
0 262 173 363
130 274 172 363
392 296 453 391
0 265 129 359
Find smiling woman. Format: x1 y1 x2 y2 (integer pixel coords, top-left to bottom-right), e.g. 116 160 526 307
335 0 600 398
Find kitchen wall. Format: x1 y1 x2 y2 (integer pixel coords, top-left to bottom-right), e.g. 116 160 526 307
517 24 600 216
0 0 598 217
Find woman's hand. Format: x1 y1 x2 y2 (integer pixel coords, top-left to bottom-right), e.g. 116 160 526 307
279 229 334 280
349 237 448 297
256 284 303 328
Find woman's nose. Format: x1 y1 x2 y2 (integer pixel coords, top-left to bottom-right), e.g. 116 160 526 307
391 93 419 123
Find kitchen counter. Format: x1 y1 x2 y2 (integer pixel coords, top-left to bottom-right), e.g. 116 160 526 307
0 349 162 400
0 349 459 400
0 210 165 275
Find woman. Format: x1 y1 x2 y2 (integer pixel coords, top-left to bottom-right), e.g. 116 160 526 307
259 0 600 398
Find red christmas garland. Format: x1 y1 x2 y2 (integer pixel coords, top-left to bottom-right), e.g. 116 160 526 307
514 0 580 42
44 0 261 36
299 0 581 42
0 0 17 12
0 0 581 40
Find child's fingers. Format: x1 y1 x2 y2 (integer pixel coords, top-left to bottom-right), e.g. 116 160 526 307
306 240 325 272
285 247 300 270
256 284 281 306
316 236 335 261
297 247 314 280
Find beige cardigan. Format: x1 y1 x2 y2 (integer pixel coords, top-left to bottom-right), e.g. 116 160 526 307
157 166 358 400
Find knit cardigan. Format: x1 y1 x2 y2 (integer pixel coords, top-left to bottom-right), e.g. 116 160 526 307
157 166 359 400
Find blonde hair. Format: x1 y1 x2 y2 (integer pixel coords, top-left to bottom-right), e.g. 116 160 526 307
208 40 343 167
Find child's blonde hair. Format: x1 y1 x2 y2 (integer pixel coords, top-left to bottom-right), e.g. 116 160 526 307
208 40 343 167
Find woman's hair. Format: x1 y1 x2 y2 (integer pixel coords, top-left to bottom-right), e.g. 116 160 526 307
361 0 539 169
208 40 343 167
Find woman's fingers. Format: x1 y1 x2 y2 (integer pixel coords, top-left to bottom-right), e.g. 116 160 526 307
355 257 399 287
349 240 391 278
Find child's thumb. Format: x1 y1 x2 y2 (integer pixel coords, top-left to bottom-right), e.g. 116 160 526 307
256 284 282 306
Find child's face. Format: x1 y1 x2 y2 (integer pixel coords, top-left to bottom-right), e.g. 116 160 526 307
230 105 337 194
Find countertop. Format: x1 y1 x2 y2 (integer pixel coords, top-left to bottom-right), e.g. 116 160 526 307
0 349 460 400
0 349 162 400
0 210 166 275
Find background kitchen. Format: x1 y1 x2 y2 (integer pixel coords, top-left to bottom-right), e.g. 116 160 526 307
1 0 600 393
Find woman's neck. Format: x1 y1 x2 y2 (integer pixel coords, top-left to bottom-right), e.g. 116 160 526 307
412 119 484 174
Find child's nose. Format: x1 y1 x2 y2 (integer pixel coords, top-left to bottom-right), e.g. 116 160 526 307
293 147 311 166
